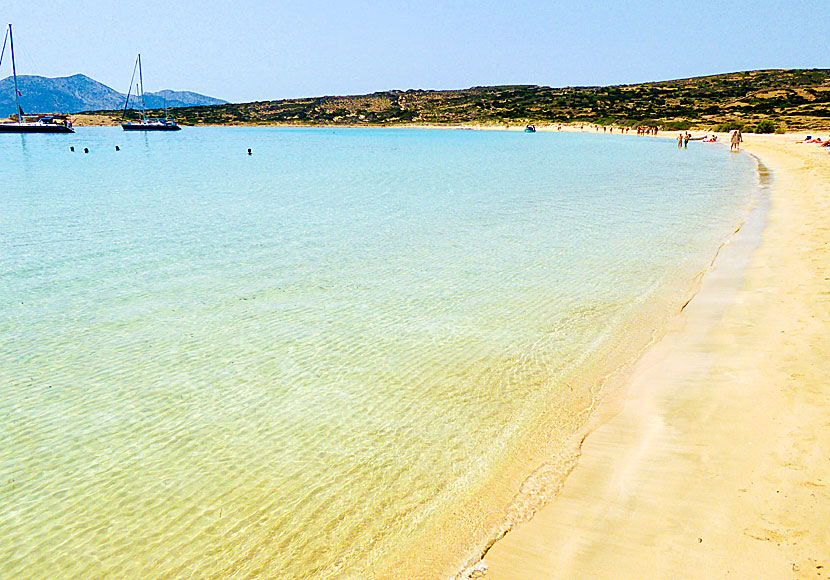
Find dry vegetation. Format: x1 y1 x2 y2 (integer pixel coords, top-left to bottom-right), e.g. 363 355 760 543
79 69 830 132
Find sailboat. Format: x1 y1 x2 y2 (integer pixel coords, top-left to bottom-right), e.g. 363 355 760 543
121 54 181 131
0 24 74 134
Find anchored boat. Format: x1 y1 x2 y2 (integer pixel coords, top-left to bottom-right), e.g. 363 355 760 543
121 54 181 131
0 24 74 134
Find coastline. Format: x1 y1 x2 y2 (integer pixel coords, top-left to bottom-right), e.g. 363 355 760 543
479 134 830 578
5 126 745 580
9 123 825 578
368 128 760 580
68 117 686 134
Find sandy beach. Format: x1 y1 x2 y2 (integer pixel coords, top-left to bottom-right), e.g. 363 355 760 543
480 134 830 579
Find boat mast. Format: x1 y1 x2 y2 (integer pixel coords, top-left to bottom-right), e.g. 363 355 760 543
9 24 23 120
122 54 140 121
138 53 146 121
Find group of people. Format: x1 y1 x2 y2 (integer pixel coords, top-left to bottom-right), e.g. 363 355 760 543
676 129 830 154
798 135 830 149
551 124 663 135
675 130 727 149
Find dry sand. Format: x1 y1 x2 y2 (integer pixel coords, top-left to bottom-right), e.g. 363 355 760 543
481 134 830 579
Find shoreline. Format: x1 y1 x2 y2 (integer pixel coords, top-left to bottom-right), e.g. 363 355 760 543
65 117 713 135
478 134 830 578
443 136 769 580
371 127 762 579
100 122 810 578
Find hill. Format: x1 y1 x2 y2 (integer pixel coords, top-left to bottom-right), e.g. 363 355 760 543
79 68 830 132
0 74 227 117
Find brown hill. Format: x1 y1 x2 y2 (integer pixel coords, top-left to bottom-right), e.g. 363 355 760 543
78 69 830 132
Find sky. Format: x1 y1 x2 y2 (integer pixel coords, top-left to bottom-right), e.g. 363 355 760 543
3 0 828 103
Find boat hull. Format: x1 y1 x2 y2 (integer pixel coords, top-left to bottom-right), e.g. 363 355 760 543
0 123 74 134
121 123 181 131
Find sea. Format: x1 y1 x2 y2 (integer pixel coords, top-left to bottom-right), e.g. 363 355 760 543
0 127 759 579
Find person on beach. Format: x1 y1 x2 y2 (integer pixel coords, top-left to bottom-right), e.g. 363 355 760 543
684 132 690 148
678 133 684 148
730 130 742 151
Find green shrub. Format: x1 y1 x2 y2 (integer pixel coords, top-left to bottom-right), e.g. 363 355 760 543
755 119 777 134
664 120 693 130
715 121 744 132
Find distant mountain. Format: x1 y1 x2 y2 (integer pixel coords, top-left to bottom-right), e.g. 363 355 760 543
0 73 227 117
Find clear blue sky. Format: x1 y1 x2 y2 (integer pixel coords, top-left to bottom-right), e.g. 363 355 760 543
5 0 828 103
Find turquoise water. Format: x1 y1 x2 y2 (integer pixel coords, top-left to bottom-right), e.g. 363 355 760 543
0 128 757 579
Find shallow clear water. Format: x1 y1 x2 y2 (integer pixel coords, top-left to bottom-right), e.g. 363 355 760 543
0 128 757 579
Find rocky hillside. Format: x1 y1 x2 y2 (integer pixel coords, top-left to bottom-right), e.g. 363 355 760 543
80 68 830 132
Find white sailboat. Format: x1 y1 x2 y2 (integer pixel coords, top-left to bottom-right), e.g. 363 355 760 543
121 54 181 131
0 24 74 134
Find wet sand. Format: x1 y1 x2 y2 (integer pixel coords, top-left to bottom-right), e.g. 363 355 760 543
481 134 830 579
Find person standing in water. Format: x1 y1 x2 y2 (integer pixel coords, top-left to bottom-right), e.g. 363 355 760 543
730 130 742 151
678 133 684 148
